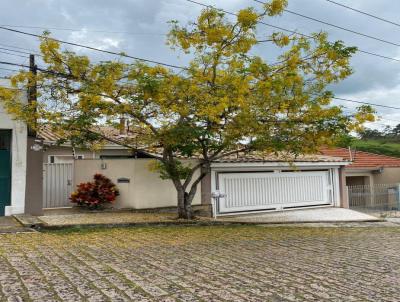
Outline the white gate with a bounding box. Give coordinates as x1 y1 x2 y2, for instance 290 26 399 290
217 171 332 214
43 163 74 208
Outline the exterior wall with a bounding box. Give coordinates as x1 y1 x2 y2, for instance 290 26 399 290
0 86 27 215
73 159 201 209
372 167 400 184
43 146 133 163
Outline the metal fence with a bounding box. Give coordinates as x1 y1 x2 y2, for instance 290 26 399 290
348 183 400 214
43 163 74 208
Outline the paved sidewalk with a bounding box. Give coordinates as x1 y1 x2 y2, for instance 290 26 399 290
25 207 382 230
0 216 35 233
35 212 211 228
219 207 381 224
0 225 399 301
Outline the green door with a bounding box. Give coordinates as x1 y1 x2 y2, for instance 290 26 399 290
0 130 11 216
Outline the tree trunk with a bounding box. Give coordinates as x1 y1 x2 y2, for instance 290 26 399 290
177 191 194 219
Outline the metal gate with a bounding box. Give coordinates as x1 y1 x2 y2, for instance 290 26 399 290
43 163 74 208
217 171 332 214
348 184 400 212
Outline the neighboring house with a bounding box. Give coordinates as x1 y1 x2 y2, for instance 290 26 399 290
38 124 139 164
0 79 27 216
320 147 400 187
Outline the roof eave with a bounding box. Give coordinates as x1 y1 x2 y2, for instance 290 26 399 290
211 161 350 168
43 140 130 150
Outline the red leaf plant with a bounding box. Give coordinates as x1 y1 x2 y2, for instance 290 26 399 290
70 173 120 210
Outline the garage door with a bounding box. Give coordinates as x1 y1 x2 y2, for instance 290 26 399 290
217 171 332 214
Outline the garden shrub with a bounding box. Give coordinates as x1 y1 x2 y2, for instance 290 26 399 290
70 173 119 209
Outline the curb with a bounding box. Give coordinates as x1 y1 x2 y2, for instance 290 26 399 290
36 220 234 231
34 218 386 231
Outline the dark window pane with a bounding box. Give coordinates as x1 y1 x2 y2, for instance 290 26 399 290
0 130 11 151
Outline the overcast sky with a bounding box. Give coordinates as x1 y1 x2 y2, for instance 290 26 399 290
1 0 399 129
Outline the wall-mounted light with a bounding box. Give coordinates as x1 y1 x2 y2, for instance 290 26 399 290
372 167 384 174
30 143 43 151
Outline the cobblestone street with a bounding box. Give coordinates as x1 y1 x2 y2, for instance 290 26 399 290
0 225 399 301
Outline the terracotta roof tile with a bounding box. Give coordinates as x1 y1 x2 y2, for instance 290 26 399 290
38 124 141 144
320 147 400 169
214 151 346 163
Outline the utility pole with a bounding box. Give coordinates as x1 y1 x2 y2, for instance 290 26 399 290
28 54 37 137
25 53 43 216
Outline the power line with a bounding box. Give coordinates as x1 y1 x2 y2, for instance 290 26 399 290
0 24 167 36
0 61 29 69
186 0 400 63
0 42 41 53
3 60 397 126
0 66 21 72
187 0 310 35
324 0 400 28
0 46 43 57
1 59 400 126
0 26 187 70
0 24 273 45
342 107 400 125
356 49 400 63
331 96 400 110
2 57 400 112
254 0 400 48
0 50 28 58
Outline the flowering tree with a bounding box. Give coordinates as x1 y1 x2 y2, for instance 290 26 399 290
0 0 374 218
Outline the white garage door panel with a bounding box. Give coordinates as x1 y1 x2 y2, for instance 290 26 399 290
218 171 331 213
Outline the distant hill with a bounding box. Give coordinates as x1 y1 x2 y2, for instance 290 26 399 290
350 139 400 158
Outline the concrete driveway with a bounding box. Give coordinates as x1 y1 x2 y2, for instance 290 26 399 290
219 207 381 224
0 225 399 301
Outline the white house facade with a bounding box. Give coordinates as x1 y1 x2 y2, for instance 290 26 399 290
0 80 28 216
